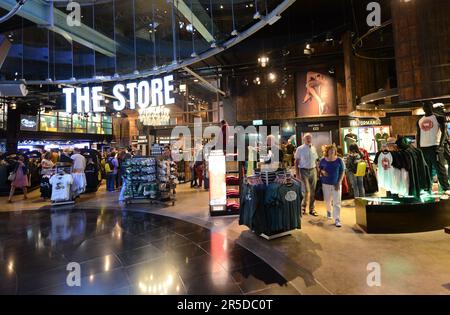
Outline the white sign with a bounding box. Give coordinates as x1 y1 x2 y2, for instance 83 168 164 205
63 75 175 114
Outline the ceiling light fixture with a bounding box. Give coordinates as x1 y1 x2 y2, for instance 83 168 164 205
258 56 269 67
304 42 314 55
268 72 276 82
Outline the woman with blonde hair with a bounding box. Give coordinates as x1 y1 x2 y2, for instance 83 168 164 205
319 144 345 227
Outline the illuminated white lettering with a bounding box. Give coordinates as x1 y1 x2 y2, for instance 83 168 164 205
113 84 126 111
137 80 150 109
63 88 75 113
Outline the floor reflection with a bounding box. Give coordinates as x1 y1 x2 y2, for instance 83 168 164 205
0 208 297 295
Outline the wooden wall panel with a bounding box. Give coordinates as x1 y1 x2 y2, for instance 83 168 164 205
391 115 417 137
392 0 450 102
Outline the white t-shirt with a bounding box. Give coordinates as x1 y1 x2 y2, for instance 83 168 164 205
71 153 86 171
295 144 318 169
50 174 73 202
419 115 442 147
377 152 394 192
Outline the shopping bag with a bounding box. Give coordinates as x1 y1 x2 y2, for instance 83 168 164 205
355 162 367 177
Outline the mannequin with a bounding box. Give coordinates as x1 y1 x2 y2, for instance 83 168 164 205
417 101 450 194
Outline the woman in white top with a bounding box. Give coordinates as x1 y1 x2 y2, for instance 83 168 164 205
41 152 55 176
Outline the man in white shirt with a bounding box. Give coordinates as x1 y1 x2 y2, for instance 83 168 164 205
71 148 86 173
295 133 319 216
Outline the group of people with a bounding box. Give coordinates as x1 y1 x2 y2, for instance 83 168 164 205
295 133 367 228
7 147 88 203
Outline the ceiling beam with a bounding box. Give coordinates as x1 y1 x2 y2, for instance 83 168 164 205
183 66 226 96
0 0 117 57
174 0 214 44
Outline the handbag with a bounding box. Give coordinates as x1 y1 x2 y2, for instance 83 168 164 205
363 169 379 194
314 178 324 201
8 172 16 182
355 162 367 177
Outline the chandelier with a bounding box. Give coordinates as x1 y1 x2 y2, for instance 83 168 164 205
139 106 170 126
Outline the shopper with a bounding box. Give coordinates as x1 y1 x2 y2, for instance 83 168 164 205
286 141 295 167
71 148 86 173
346 144 366 198
40 152 55 175
319 144 345 227
8 155 29 203
105 153 118 192
59 148 73 164
295 133 319 216
219 120 230 153
194 145 204 188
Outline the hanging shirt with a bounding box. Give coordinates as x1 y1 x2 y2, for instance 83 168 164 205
359 129 375 153
344 133 358 151
376 152 395 192
295 144 318 169
50 174 73 202
419 115 442 147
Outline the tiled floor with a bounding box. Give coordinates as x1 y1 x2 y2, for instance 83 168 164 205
0 208 297 295
1 183 450 295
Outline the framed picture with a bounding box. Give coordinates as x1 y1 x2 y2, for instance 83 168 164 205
296 71 337 118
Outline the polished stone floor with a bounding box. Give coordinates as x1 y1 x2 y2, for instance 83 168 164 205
1 184 449 295
0 208 296 295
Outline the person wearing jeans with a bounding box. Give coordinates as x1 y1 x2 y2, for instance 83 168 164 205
295 133 319 216
346 144 366 198
319 144 345 227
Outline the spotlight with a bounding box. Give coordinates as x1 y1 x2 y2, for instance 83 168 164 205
304 42 314 55
258 56 269 67
253 11 261 19
253 77 261 85
231 29 238 36
325 32 333 42
10 102 17 110
190 52 198 58
220 5 224 9
105 99 110 104
268 72 276 82
186 24 193 33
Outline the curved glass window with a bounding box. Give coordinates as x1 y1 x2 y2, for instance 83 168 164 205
0 0 289 83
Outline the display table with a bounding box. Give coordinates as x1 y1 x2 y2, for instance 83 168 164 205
355 197 450 234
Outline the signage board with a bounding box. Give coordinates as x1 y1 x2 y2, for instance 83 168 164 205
252 120 263 126
63 75 175 114
20 115 38 131
208 150 227 208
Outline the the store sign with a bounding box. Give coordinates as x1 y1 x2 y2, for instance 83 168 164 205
63 75 175 114
20 115 38 131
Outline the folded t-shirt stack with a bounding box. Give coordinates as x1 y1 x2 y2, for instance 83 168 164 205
226 175 239 185
226 201 240 211
226 188 240 198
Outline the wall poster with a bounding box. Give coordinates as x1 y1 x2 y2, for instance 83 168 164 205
296 71 337 118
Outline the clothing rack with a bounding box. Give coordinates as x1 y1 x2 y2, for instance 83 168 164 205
240 168 301 240
51 163 76 207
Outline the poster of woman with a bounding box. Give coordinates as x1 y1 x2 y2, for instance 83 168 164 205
296 71 337 117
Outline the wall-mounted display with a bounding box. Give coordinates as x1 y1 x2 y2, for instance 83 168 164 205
296 71 337 118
